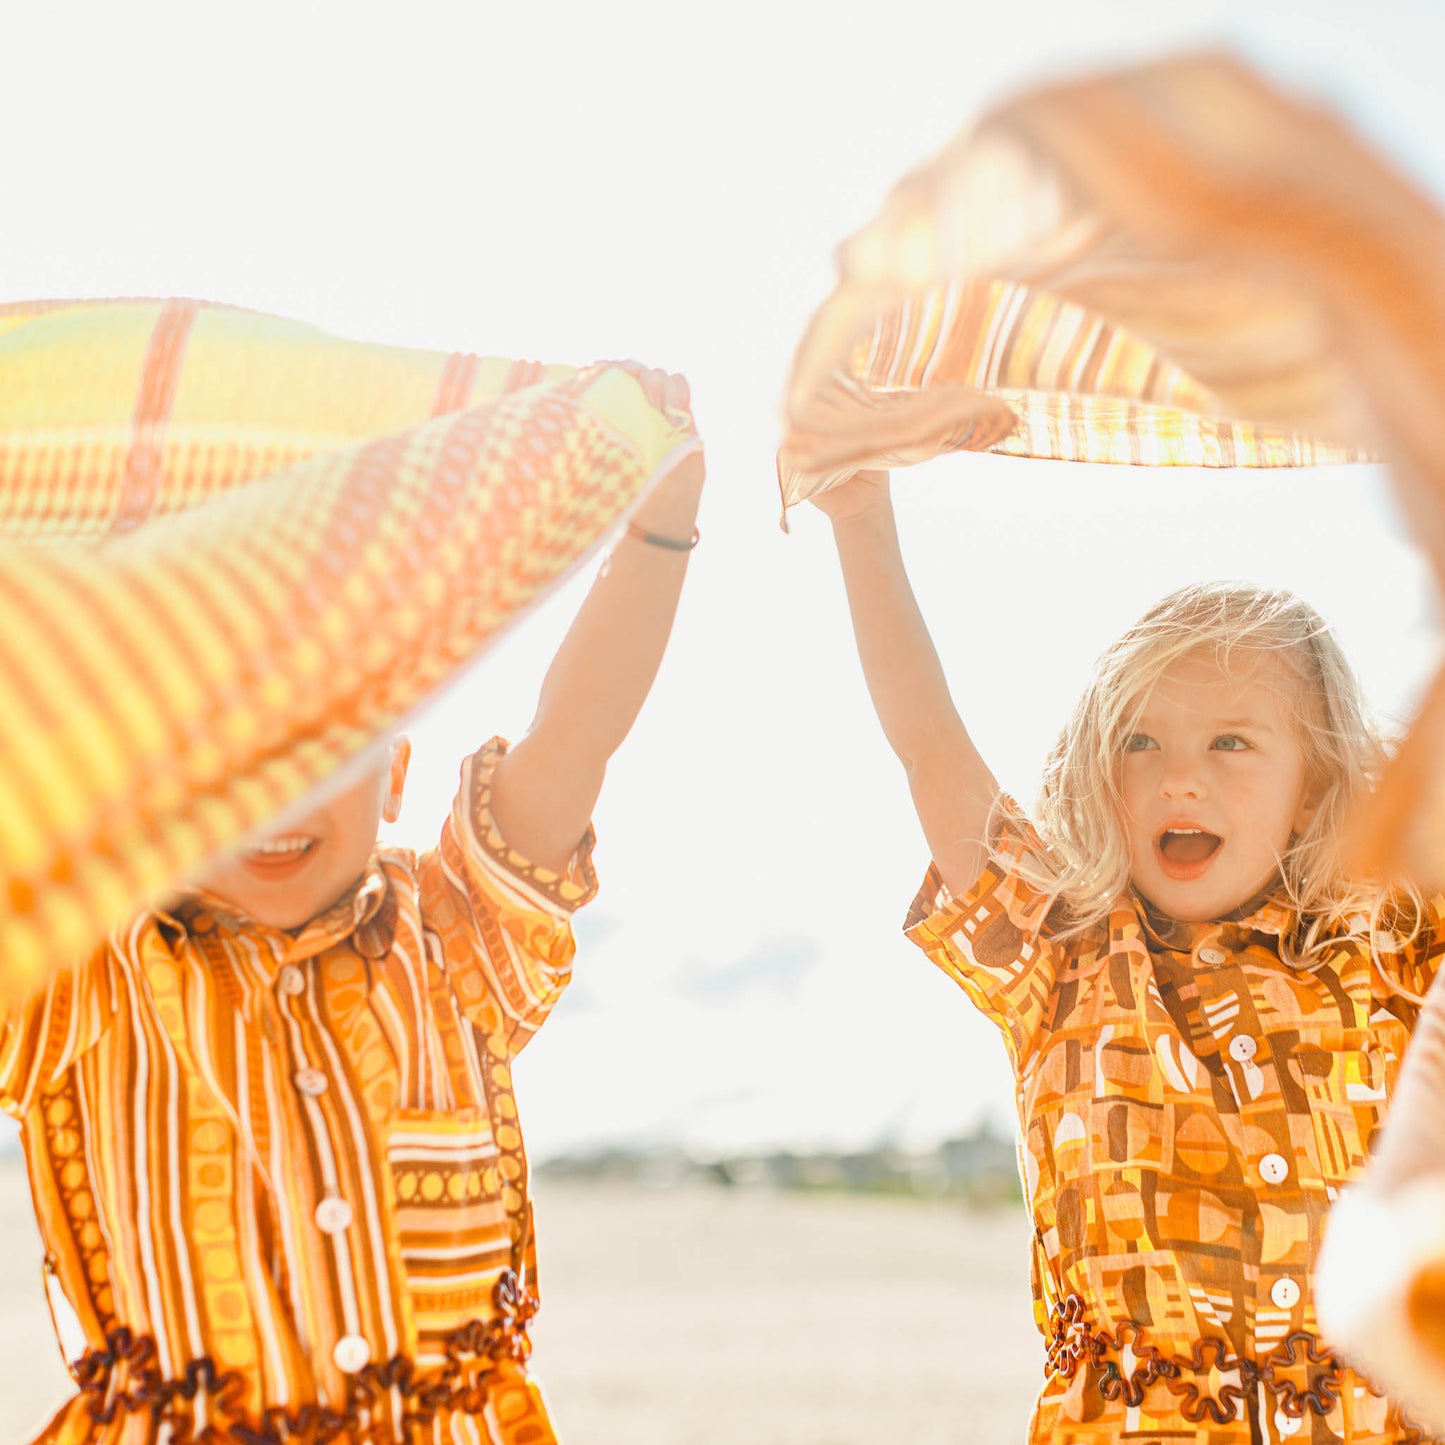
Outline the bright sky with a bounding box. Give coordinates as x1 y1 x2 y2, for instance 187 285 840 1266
2 0 1442 1160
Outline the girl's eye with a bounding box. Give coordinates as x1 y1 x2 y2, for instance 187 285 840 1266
1123 734 1157 753
1213 734 1249 752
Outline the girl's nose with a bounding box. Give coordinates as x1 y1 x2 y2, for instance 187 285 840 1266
1158 756 1205 800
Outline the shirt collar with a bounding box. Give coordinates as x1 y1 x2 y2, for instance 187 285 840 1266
164 859 394 968
1132 887 1296 953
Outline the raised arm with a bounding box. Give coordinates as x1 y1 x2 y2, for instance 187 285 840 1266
488 367 703 871
817 471 998 895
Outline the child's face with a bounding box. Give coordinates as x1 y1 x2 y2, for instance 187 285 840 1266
196 741 409 931
1118 651 1317 924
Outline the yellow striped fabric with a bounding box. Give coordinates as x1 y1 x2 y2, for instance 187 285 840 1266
776 57 1392 512
0 298 700 989
14 740 592 1444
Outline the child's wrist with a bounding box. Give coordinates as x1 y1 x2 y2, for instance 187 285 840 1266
624 520 699 552
828 495 895 532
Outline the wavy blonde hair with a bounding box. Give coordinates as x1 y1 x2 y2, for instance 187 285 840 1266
1000 581 1415 965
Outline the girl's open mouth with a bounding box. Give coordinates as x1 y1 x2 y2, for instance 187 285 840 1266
1156 827 1222 879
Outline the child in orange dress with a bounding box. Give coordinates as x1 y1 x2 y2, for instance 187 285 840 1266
818 468 1443 1444
7 367 702 1445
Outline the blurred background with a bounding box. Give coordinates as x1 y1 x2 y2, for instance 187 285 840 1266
0 0 1442 1438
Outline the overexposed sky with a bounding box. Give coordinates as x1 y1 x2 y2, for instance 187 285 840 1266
2 0 1442 1159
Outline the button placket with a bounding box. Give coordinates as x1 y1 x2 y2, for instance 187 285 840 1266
332 1334 371 1374
1258 1153 1290 1185
1197 947 1302 1205
314 1196 354 1234
1270 1276 1301 1310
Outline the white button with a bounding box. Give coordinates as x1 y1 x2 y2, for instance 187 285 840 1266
294 1068 328 1097
278 965 306 996
332 1334 371 1374
1271 1276 1301 1309
1347 914 1368 932
1275 1409 1302 1436
314 1197 354 1234
1198 946 1227 966
1259 1153 1290 1185
1228 1035 1257 1062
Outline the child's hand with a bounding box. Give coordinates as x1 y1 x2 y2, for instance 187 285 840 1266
614 360 694 426
809 469 891 522
614 360 705 508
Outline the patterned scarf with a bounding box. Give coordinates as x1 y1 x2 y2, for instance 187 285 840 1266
0 297 700 986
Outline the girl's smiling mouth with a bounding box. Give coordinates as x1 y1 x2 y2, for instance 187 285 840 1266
240 835 320 881
1156 826 1223 879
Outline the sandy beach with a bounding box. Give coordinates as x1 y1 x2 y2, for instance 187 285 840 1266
0 1155 1039 1443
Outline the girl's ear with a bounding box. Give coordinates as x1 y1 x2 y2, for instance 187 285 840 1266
383 736 412 824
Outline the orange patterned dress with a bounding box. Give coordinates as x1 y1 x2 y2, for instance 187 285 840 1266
3 739 593 1445
906 801 1444 1444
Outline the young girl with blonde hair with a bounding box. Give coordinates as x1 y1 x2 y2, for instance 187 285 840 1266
818 468 1442 1444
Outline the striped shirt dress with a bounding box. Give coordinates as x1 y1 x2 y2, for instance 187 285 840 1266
3 739 594 1445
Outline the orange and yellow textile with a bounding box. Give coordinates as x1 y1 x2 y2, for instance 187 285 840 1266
10 738 590 1445
0 297 699 990
776 55 1396 510
777 53 1445 889
906 800 1445 1444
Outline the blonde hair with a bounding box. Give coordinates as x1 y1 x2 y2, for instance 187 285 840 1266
1001 581 1416 965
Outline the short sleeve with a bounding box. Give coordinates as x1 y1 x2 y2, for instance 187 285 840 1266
1381 895 1445 1003
903 796 1063 1074
423 737 598 1054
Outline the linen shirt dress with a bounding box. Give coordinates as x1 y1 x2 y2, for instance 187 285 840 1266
906 801 1443 1444
3 740 593 1445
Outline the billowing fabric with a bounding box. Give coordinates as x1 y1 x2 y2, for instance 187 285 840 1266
906 800 1444 1444
775 55 1397 512
0 298 699 989
10 738 592 1445
776 53 1445 888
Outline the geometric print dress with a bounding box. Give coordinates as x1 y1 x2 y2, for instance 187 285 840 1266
906 801 1445 1445
1 739 593 1445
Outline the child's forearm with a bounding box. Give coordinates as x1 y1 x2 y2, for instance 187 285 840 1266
829 491 997 892
488 457 704 871
831 501 962 767
539 459 704 754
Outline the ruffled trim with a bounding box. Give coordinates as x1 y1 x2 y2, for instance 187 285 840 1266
67 1271 542 1444
1045 1293 1442 1439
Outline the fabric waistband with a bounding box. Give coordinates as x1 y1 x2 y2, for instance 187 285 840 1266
1045 1292 1437 1440
71 1270 537 1443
